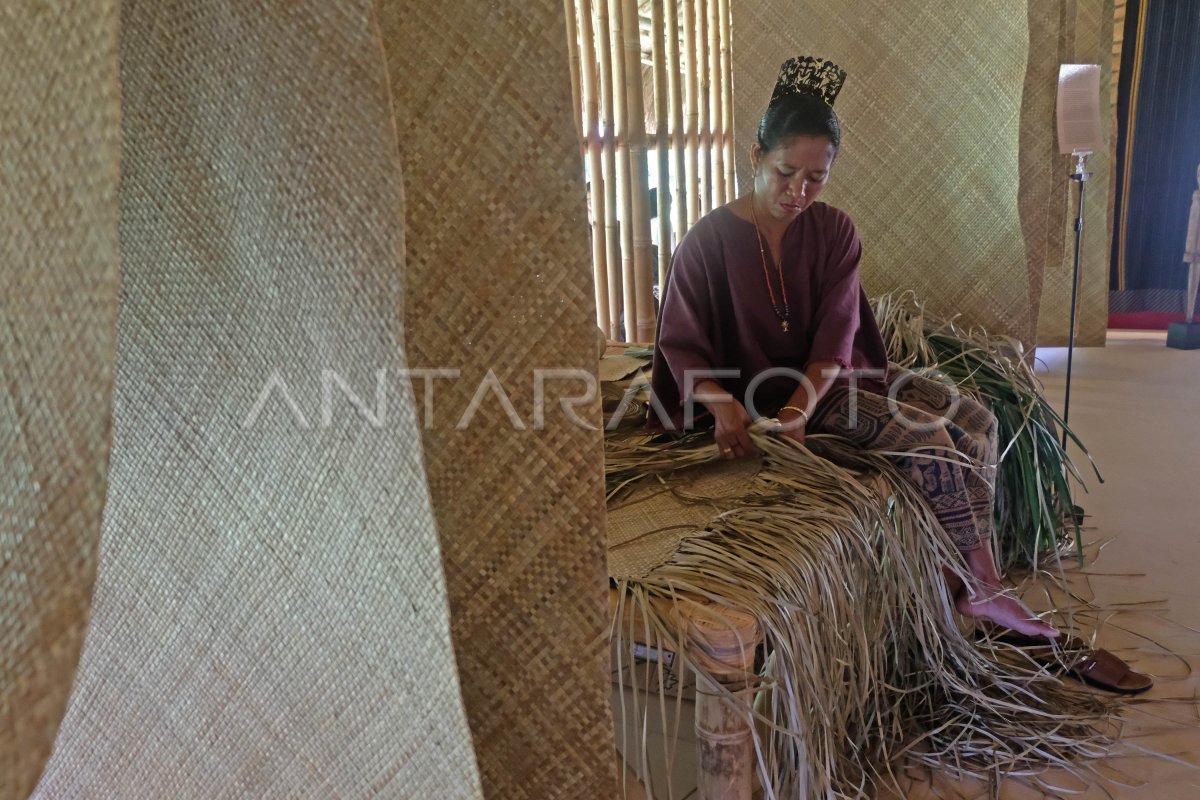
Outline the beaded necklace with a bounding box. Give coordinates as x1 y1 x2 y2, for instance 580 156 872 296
750 189 790 332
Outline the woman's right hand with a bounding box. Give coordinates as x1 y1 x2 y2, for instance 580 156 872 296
712 400 760 460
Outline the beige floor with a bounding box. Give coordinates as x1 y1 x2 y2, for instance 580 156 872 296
614 329 1200 799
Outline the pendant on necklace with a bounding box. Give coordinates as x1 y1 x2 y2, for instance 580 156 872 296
781 320 789 332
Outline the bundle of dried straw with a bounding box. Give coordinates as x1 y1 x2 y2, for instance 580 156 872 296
604 318 1117 796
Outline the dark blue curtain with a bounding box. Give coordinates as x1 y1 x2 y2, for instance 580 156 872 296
1110 0 1200 314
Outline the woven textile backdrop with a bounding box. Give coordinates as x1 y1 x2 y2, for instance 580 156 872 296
0 2 121 796
1019 0 1071 346
28 2 484 797
377 3 618 798
732 1 1035 342
731 1 1114 346
1036 0 1114 346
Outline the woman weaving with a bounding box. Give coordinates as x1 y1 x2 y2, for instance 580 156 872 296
649 56 1057 640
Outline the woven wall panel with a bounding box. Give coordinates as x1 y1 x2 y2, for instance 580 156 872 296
0 2 121 796
31 3 483 797
732 1 1035 343
377 3 617 798
1018 1 1070 346
1036 0 1114 347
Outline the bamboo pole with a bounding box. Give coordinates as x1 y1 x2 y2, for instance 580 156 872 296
695 0 710 217
681 0 699 230
666 0 686 245
607 0 637 342
650 0 671 293
564 0 583 147
619 0 656 342
577 0 611 338
707 0 725 207
594 0 624 339
718 0 735 201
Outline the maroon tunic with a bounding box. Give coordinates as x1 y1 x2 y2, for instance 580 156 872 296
650 202 889 430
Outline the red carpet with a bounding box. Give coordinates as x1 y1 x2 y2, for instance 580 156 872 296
1108 311 1189 330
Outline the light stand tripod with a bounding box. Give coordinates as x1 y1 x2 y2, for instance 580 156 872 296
1061 152 1091 450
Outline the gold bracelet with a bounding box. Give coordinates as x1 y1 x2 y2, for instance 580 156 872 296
781 405 808 423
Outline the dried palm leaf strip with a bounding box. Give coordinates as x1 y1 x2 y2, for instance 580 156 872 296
607 428 1118 798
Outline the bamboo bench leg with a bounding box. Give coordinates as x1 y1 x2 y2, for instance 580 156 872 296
688 607 760 800
695 671 753 800
609 587 762 799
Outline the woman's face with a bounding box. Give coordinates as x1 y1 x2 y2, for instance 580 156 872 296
751 135 836 222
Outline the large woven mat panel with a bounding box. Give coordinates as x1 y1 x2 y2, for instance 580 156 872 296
732 2 1036 344
0 2 121 796
31 3 483 797
1018 1 1071 346
377 3 617 798
1035 0 1114 347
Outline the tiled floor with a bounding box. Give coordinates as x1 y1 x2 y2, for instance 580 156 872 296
614 330 1200 798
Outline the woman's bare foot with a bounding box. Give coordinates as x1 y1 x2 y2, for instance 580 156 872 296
943 548 1060 640
953 583 1059 639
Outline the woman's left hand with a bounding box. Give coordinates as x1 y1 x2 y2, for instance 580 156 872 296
777 424 806 446
776 409 807 445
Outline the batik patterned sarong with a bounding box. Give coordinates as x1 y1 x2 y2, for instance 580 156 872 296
810 366 998 552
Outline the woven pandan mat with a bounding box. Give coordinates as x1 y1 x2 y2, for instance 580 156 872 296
0 2 121 796
1017 0 1070 349
731 0 1037 345
27 3 483 798
606 428 1119 798
1034 0 1114 348
377 2 617 798
607 457 762 580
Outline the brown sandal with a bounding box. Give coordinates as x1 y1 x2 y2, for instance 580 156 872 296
977 629 1154 695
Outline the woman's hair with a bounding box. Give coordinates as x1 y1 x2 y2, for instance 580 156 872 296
756 92 841 153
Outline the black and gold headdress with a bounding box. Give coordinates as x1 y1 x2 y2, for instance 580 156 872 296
768 56 847 108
